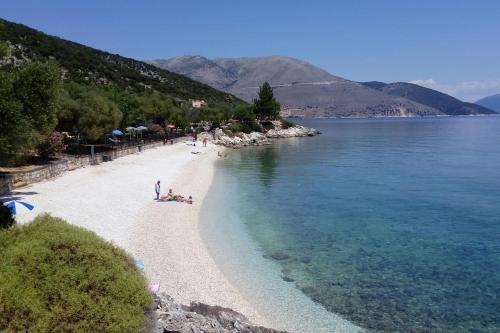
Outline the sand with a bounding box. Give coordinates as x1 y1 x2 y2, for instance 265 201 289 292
12 142 266 326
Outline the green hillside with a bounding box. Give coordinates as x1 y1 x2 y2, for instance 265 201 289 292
0 18 241 104
0 18 247 165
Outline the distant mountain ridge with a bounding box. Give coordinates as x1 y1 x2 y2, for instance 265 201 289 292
475 94 500 113
362 81 496 116
150 55 496 117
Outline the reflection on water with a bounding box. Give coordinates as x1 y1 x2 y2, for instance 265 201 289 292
219 117 500 333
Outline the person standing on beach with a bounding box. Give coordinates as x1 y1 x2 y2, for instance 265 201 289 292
155 180 161 200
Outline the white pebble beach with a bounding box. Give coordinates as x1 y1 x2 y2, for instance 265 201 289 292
14 142 267 326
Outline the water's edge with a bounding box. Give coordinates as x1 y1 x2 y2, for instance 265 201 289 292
199 157 363 333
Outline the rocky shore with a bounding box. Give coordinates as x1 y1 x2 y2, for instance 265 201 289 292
152 293 286 333
199 122 320 148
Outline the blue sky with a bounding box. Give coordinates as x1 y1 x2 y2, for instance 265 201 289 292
2 0 500 101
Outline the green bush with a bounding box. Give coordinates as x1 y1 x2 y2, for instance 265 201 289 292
0 204 15 229
281 118 295 129
227 121 261 134
249 120 262 132
0 214 152 332
260 121 275 130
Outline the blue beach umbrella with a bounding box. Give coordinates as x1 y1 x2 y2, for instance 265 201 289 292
112 129 123 136
2 200 34 215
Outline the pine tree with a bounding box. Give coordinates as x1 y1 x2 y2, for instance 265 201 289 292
253 82 281 120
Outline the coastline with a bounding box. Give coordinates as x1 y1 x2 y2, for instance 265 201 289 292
9 135 360 332
130 144 268 326
199 149 364 333
10 142 267 327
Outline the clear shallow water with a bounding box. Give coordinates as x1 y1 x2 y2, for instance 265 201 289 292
203 117 500 332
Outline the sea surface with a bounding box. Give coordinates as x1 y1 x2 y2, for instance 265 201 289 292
201 116 500 333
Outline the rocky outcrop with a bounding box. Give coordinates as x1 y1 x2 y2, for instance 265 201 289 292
212 129 269 147
206 123 319 148
265 125 320 138
153 293 286 333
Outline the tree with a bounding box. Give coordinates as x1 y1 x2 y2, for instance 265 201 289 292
0 41 10 58
0 61 61 165
14 61 61 137
77 92 122 142
253 82 281 120
233 105 256 123
0 69 27 165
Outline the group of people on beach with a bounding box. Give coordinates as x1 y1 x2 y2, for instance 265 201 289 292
154 181 192 204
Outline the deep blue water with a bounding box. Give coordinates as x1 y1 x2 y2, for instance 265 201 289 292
213 117 500 332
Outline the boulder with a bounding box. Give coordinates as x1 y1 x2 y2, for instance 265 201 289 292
153 293 287 333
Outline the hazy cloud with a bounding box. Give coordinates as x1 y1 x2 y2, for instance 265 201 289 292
408 79 500 102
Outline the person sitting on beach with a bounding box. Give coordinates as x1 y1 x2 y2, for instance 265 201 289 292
160 189 175 201
186 196 193 204
174 194 189 202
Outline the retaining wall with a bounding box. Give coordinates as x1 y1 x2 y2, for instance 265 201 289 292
0 138 185 194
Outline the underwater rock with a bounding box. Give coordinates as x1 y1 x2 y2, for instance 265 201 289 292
299 256 312 264
268 252 290 261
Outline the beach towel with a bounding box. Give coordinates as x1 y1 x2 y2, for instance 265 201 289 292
149 283 160 294
134 258 145 272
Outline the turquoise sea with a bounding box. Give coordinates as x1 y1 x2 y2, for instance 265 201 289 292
201 116 500 333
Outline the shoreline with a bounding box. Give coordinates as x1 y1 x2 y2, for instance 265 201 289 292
130 144 269 326
199 150 364 333
8 137 361 332
9 142 268 328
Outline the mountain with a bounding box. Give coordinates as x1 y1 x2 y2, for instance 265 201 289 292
0 18 241 105
475 94 500 113
362 82 497 115
151 55 444 117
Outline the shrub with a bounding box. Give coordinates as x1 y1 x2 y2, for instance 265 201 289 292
38 131 66 160
64 142 81 155
249 120 262 133
281 118 295 129
0 204 15 229
227 122 243 133
260 121 275 131
233 105 255 123
0 214 152 332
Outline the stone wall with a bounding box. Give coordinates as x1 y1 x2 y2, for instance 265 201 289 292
0 176 11 195
1 160 69 191
0 138 185 194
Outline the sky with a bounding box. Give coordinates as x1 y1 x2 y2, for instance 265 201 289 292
2 0 500 101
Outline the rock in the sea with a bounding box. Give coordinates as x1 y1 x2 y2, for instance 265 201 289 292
265 124 320 138
153 293 287 333
210 122 319 148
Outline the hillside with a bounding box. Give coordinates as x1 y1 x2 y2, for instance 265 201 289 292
0 19 241 105
362 81 497 115
475 94 500 113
